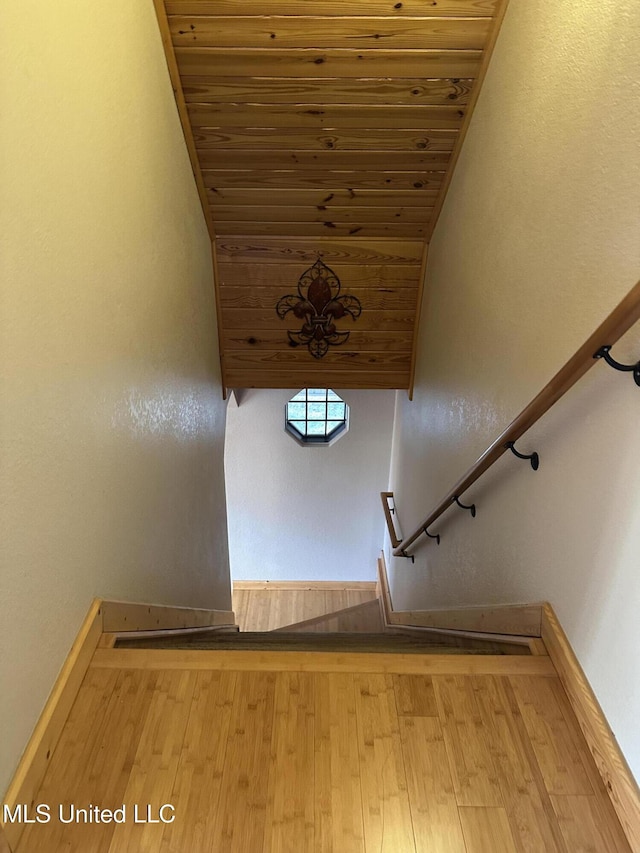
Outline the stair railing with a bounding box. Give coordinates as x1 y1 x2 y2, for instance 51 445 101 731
389 278 640 559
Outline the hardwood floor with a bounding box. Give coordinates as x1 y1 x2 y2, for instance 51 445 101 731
16 651 630 852
232 583 378 631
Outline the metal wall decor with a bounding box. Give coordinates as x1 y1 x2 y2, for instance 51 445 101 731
275 258 362 359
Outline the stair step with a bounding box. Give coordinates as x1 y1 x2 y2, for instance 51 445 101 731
115 631 530 654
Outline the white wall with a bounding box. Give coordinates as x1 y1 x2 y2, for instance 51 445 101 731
387 0 640 780
0 0 231 795
226 389 395 581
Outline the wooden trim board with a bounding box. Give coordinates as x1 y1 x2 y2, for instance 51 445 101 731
542 604 640 852
377 552 542 636
91 647 555 675
100 599 236 632
1 599 103 850
233 580 378 591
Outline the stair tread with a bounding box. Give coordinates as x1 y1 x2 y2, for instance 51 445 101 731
115 631 530 654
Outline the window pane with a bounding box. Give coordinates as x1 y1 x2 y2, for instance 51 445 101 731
287 402 306 419
291 389 307 402
327 402 345 419
326 421 343 437
327 389 341 401
307 402 326 420
290 420 307 435
307 421 325 435
307 388 327 401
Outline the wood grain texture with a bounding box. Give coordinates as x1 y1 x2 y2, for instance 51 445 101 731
541 603 640 851
354 674 415 851
90 649 557 674
459 807 517 852
400 715 466 851
108 670 196 853
175 47 483 78
550 794 632 853
221 328 414 352
215 236 424 263
390 604 542 637
211 672 277 851
169 16 491 50
184 76 472 105
199 149 451 170
233 585 377 631
474 676 569 852
218 262 421 286
314 673 365 852
157 0 508 388
215 221 429 237
198 128 458 152
213 204 432 223
166 0 500 17
160 671 237 851
190 102 465 129
434 675 503 807
265 673 315 851
19 659 628 852
510 675 596 797
101 600 235 632
2 599 103 852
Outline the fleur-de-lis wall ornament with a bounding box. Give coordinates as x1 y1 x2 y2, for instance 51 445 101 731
275 258 362 359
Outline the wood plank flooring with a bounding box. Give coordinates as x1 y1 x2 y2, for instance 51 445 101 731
232 584 378 631
17 656 630 852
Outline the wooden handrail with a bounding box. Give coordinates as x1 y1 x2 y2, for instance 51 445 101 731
380 491 402 549
393 279 640 556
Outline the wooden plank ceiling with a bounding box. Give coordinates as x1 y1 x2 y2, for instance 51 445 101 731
156 0 507 391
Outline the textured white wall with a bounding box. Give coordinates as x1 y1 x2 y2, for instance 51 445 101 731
0 1 231 794
387 0 640 779
226 389 395 581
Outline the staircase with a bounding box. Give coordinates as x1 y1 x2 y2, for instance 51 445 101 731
11 588 632 853
114 595 531 656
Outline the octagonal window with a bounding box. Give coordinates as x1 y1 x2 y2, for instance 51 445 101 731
285 388 349 446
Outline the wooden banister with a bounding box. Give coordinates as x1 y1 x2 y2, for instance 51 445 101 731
380 491 402 549
393 278 640 557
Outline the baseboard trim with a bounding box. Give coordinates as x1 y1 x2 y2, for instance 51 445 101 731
541 604 640 852
233 580 378 591
1 599 103 850
101 599 236 632
377 553 542 636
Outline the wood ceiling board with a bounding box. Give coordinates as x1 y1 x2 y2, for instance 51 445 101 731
214 238 424 264
225 351 412 369
197 150 451 170
214 222 429 237
223 369 410 390
187 103 465 129
158 0 507 391
174 48 483 78
220 308 417 331
221 330 414 352
196 129 458 151
213 206 432 223
169 17 491 50
208 188 440 207
220 286 419 311
217 263 422 287
204 172 443 191
166 1 499 17
182 78 473 106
